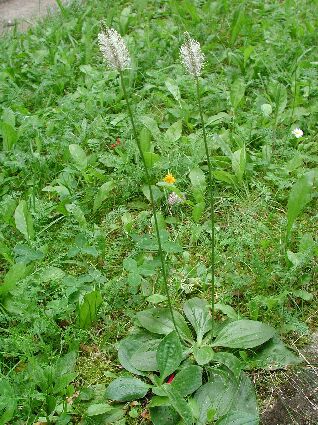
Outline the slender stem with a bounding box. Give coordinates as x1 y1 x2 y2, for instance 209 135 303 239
195 77 215 337
119 71 180 338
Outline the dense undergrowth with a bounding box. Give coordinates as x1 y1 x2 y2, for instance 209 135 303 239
0 0 317 423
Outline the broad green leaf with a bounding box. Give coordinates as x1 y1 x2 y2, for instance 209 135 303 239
292 289 313 301
163 385 193 425
147 294 167 304
136 308 193 341
189 167 206 190
194 369 237 423
118 331 158 376
193 345 214 366
224 373 259 421
143 152 161 168
55 351 77 375
165 120 182 143
232 146 246 183
78 290 102 329
131 338 161 372
287 171 316 239
206 112 231 127
0 379 16 424
183 297 212 343
246 336 301 370
93 181 114 212
139 127 152 152
214 303 241 320
142 185 163 203
0 263 27 296
230 78 246 110
213 352 243 380
14 200 34 240
216 411 259 425
230 6 245 45
65 203 87 227
150 405 180 425
0 122 19 151
148 396 170 408
171 365 202 397
69 144 87 170
192 202 205 223
268 81 287 115
213 170 236 185
105 377 149 402
0 240 13 264
165 78 181 103
53 372 77 394
157 331 182 382
140 115 161 139
86 403 113 416
212 320 275 349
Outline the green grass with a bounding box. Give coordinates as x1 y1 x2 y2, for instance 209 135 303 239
0 0 317 423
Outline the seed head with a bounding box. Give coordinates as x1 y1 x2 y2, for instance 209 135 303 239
180 32 205 77
98 26 131 71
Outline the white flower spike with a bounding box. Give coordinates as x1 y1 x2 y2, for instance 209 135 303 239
180 32 205 77
168 192 185 206
292 128 304 138
98 26 131 71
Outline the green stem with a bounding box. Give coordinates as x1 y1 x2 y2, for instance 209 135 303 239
119 71 180 338
195 77 215 337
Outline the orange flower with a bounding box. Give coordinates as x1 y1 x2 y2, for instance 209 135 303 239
163 172 176 184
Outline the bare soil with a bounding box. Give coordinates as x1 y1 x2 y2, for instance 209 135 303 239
0 0 63 32
261 332 318 424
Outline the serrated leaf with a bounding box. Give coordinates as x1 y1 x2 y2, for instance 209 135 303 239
14 200 34 241
105 377 149 402
183 297 212 343
157 331 182 382
212 320 275 349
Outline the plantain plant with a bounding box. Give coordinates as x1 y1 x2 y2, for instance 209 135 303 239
97 28 301 425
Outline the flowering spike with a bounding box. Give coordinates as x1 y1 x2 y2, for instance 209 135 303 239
98 26 131 71
180 32 205 77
